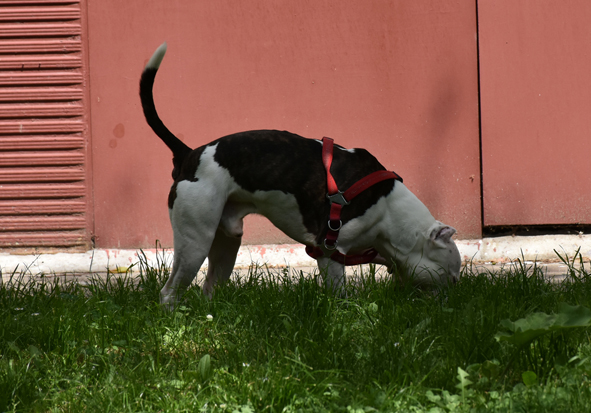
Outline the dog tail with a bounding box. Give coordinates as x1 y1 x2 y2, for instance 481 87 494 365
140 42 192 161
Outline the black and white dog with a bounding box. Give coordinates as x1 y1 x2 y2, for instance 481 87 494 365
140 43 461 306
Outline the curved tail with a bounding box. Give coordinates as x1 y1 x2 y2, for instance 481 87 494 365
139 42 192 161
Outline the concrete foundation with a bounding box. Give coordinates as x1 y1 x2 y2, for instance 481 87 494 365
1 234 591 283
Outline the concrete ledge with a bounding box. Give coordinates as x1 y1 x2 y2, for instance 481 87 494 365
1 234 590 279
459 234 591 263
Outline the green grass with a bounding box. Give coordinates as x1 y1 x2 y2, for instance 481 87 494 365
2 251 591 412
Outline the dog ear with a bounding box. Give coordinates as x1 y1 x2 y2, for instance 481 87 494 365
429 222 456 248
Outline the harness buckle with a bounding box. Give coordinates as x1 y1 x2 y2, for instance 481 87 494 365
327 191 350 206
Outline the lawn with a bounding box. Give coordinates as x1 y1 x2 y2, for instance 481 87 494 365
2 250 591 412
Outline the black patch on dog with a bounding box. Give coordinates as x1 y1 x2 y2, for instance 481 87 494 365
210 130 396 243
168 182 178 210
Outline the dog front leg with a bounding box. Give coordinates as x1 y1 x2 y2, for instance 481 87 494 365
316 257 346 296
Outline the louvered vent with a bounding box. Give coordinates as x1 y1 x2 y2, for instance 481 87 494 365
0 0 89 250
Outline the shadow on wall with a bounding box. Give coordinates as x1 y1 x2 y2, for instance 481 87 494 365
421 74 462 215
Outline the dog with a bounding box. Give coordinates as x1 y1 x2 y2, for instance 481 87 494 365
140 43 461 307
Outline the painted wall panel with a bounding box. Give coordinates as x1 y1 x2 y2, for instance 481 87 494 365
87 0 481 248
479 0 591 226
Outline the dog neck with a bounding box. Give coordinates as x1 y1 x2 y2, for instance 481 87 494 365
375 181 436 257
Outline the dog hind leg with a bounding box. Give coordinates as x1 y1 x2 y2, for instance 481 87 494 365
161 253 204 308
202 201 252 297
202 228 242 298
160 182 227 308
160 231 213 308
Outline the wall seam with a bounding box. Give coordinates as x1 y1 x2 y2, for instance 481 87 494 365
475 0 485 236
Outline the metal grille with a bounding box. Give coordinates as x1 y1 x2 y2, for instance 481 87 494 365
0 0 88 250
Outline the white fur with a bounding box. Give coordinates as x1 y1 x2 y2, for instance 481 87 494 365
146 42 168 70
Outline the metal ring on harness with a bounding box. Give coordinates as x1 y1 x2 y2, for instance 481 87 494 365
327 219 342 231
324 239 338 250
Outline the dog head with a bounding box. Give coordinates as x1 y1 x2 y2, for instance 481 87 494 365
398 221 461 286
374 183 461 287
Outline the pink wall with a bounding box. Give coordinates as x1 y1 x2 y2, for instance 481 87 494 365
87 0 481 248
479 0 591 226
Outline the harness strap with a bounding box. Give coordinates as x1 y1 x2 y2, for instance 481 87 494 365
322 137 339 194
305 137 403 266
305 244 380 266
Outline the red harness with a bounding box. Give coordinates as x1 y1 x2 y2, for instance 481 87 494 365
305 137 403 265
